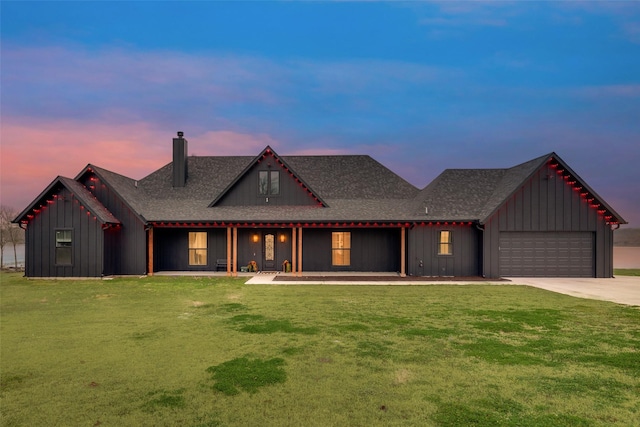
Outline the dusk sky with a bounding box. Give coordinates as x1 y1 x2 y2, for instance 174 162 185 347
1 1 639 226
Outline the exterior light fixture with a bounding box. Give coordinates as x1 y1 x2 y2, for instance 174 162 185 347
252 234 259 243
280 234 286 243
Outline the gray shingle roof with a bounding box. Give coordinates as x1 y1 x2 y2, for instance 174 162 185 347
129 154 419 222
62 149 624 226
410 153 550 222
59 177 121 224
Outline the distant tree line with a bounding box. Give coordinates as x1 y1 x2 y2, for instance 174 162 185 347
613 227 640 247
0 206 25 269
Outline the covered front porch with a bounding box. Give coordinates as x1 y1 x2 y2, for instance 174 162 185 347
147 222 409 277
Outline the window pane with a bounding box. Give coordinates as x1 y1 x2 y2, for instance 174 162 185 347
189 232 207 248
270 171 280 195
55 230 72 265
56 230 72 245
265 234 275 261
189 232 207 266
189 249 207 266
259 171 269 195
438 231 452 255
332 232 351 266
56 248 72 265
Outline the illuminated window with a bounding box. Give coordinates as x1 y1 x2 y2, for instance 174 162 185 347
438 230 452 255
189 232 207 266
332 232 351 266
259 171 280 195
55 229 72 265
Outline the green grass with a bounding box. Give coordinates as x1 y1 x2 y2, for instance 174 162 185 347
614 268 640 276
1 273 639 426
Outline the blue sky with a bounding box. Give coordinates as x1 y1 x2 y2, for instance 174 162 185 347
1 1 639 226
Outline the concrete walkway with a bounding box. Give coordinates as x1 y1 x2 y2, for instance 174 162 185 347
245 272 640 306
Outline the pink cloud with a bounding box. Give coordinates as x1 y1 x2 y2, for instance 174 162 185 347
0 118 284 212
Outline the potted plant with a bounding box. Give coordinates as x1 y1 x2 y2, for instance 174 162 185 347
248 260 258 272
282 259 291 273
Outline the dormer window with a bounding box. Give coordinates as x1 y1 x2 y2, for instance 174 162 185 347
259 171 280 195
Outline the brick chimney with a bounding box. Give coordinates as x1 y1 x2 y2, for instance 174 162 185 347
172 131 188 187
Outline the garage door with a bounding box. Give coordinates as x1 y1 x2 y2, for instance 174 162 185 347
499 232 594 277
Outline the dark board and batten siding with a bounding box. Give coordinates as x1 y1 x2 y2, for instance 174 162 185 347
483 164 614 278
154 228 227 271
24 187 104 277
302 228 400 272
80 174 147 275
407 224 480 277
216 163 317 207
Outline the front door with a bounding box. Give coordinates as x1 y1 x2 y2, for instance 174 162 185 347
263 233 276 271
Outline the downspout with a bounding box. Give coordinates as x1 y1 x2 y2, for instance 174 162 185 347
475 222 485 278
18 222 27 277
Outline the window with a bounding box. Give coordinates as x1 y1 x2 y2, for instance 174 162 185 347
438 230 453 255
189 232 207 266
332 232 351 266
55 229 72 265
259 171 280 195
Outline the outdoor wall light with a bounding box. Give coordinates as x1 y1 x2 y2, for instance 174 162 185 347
280 234 286 243
252 234 259 243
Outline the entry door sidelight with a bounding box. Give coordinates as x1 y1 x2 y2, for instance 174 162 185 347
263 233 276 270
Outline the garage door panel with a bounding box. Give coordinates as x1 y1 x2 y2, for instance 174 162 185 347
499 232 593 277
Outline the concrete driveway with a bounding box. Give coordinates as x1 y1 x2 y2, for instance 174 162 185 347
508 276 640 306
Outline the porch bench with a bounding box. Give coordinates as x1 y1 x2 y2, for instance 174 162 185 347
216 259 228 271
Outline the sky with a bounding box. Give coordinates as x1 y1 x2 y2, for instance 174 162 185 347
1 1 639 226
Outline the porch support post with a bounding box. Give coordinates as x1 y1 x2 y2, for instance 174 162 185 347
297 227 303 277
147 226 154 276
291 227 297 274
400 226 406 277
232 227 238 277
226 227 232 276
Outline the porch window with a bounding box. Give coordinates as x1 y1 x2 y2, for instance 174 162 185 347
332 232 351 266
55 229 73 265
189 232 207 266
438 230 453 255
259 171 280 195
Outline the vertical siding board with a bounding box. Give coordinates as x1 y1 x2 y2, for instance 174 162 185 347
514 189 523 230
555 173 564 231
523 179 532 231
217 165 315 207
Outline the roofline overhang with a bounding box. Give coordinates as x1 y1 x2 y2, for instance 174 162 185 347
12 175 121 226
146 220 478 228
75 164 148 224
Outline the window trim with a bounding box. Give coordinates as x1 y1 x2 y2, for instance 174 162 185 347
188 231 208 266
438 230 453 256
55 228 73 266
331 231 351 267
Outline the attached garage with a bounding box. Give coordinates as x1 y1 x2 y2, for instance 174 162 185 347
499 231 594 277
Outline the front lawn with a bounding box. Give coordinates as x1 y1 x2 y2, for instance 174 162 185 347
1 273 639 426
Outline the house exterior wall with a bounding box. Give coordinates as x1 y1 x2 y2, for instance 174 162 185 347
24 187 104 277
482 164 614 278
407 223 480 277
80 173 147 275
154 228 227 271
302 228 400 272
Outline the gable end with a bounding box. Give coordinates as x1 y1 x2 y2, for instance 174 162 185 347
209 146 327 207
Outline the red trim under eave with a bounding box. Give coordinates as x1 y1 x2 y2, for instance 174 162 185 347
148 221 476 228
